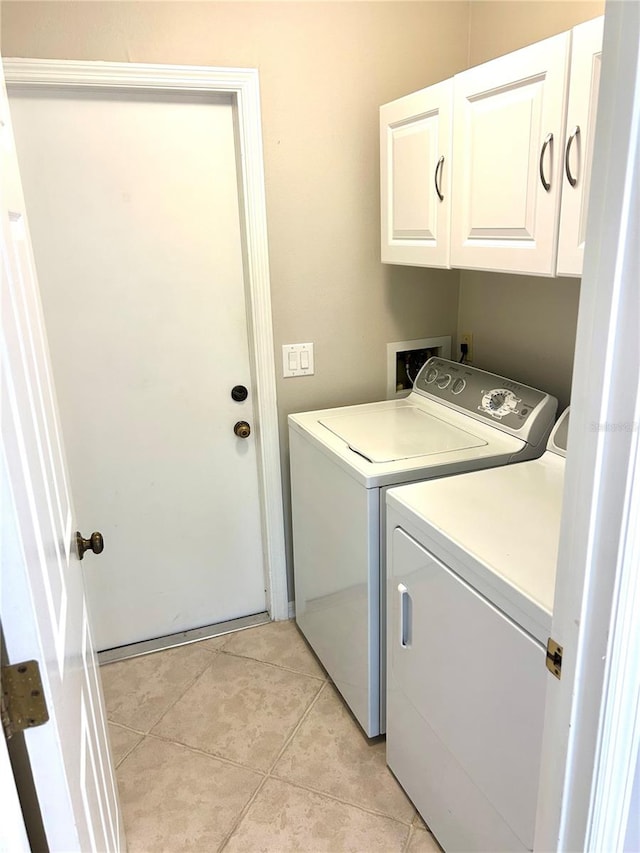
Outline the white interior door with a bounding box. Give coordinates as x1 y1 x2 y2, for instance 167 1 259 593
0 63 123 851
8 86 268 650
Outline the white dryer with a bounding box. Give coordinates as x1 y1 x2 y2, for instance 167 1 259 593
289 357 557 736
385 408 570 852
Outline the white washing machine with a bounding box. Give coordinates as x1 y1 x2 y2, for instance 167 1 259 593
385 408 569 852
289 357 557 736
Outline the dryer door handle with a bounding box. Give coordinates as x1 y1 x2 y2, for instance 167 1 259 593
398 583 411 648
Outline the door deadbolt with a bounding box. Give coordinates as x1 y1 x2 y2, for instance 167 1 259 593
76 531 104 560
234 421 251 439
231 385 248 402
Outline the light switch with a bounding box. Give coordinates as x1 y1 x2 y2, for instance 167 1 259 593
282 343 314 377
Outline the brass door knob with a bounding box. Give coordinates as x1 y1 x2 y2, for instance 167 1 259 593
76 531 104 560
234 421 251 438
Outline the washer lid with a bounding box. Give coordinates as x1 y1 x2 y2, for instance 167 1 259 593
318 406 488 463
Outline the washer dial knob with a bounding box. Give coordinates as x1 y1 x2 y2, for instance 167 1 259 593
481 388 520 419
424 367 438 384
436 373 451 390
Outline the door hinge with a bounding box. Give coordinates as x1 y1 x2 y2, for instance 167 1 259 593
546 638 563 679
1 660 49 740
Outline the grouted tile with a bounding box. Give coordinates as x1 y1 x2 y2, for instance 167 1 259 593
101 643 214 731
273 684 414 823
223 777 409 852
117 737 262 852
152 652 322 771
406 826 443 852
108 722 143 767
221 619 327 679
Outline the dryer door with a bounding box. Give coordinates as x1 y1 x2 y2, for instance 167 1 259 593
387 526 546 852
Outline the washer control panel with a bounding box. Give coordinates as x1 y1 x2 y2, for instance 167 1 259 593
414 357 554 437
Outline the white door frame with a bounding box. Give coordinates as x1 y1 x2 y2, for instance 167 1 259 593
3 58 289 623
535 1 640 849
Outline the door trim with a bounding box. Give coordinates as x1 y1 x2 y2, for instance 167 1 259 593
2 58 288 621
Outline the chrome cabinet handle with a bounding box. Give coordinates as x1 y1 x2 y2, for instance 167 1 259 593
398 583 411 648
539 132 553 192
565 125 580 187
434 156 445 201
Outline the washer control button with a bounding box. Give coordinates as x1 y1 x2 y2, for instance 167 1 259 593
436 373 451 389
424 367 438 384
451 378 466 395
480 388 520 419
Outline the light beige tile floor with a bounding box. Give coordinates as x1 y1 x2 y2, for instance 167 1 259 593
102 619 442 853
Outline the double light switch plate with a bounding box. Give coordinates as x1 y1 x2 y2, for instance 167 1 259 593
282 343 315 377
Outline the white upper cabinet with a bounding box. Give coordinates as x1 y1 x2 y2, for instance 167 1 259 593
450 32 571 276
380 79 453 268
379 17 604 278
556 16 604 277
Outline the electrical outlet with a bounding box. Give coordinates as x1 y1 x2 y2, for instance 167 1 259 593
460 332 473 363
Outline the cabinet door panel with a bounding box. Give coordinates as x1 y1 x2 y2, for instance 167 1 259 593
380 79 452 268
391 121 437 235
451 33 570 275
557 16 604 277
469 88 541 234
